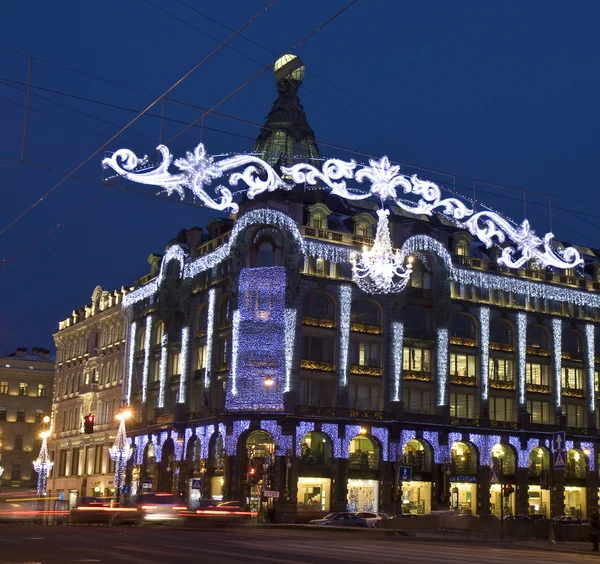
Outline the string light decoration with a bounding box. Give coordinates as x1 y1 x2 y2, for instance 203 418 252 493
230 310 240 395
321 423 342 458
392 321 404 402
157 245 188 285
436 328 449 406
225 420 250 456
284 309 297 393
343 425 362 459
350 208 413 294
295 421 315 456
517 312 527 406
178 326 190 404
126 320 137 405
399 430 417 458
261 420 292 456
339 285 352 387
469 434 500 466
155 432 168 463
585 324 595 412
371 427 389 461
141 315 153 404
205 289 216 391
552 318 562 408
134 435 149 466
225 267 286 411
183 427 193 460
158 333 168 408
580 441 595 472
109 411 133 495
422 430 448 464
479 308 490 401
32 429 53 496
399 235 453 272
508 437 538 468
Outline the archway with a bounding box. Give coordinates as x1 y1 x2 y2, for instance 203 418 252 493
185 434 204 508
245 431 275 517
450 442 477 515
208 434 225 500
490 444 516 517
298 432 332 513
565 449 587 518
402 440 433 514
347 434 380 512
141 441 156 492
528 447 550 518
157 438 174 493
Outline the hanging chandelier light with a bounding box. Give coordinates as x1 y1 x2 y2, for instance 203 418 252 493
350 208 413 294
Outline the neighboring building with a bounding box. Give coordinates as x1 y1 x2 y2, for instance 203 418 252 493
47 286 128 506
0 347 54 491
92 55 600 522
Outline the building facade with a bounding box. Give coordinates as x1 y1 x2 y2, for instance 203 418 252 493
47 286 128 505
0 348 53 491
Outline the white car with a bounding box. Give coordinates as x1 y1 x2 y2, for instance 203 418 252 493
355 511 389 528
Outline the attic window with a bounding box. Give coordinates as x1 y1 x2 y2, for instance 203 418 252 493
355 222 369 238
311 214 323 229
456 240 468 257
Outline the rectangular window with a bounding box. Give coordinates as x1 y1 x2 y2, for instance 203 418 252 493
303 336 334 363
528 400 550 424
349 384 380 411
449 354 477 378
11 464 21 482
0 381 8 394
85 446 93 475
565 404 584 427
403 347 432 372
19 383 27 396
37 384 46 397
490 397 515 421
108 456 115 475
58 450 68 477
172 352 180 376
35 409 44 423
405 388 432 414
104 401 109 425
299 380 333 407
489 358 514 382
449 392 477 418
71 449 80 476
14 434 23 450
350 341 380 367
94 446 103 475
196 345 207 371
526 363 550 387
561 367 584 391
62 411 67 432
0 407 6 421
217 338 230 367
16 410 25 422
73 408 79 430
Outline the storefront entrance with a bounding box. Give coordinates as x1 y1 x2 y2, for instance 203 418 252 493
401 481 431 514
490 484 514 518
528 485 549 518
450 482 477 515
347 479 378 512
564 487 586 518
297 477 330 512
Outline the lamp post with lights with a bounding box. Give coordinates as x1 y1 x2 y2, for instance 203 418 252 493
33 416 53 497
109 409 133 503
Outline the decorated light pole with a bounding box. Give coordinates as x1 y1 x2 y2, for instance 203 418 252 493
33 416 53 497
109 409 133 503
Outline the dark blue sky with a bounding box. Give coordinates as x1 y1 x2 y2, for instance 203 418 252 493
1 1 599 354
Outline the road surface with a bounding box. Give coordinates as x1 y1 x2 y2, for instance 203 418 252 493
0 525 597 563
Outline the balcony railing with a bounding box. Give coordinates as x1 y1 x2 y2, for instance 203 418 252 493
526 346 550 357
450 336 477 347
490 379 515 391
350 322 383 335
562 388 584 398
349 365 382 377
527 383 551 394
561 351 583 361
301 225 373 247
489 342 515 352
450 375 477 386
403 371 433 382
300 360 335 372
303 316 336 329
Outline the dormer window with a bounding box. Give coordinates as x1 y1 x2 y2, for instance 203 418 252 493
457 240 468 257
311 215 323 229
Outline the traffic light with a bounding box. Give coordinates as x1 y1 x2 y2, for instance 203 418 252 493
84 413 95 434
247 466 258 485
503 483 514 497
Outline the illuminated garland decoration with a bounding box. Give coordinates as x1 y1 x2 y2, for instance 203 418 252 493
517 312 527 406
399 430 417 459
350 208 412 294
157 245 188 285
479 307 490 401
436 328 449 406
423 430 448 464
134 435 149 466
321 423 342 458
141 315 153 404
225 267 286 411
126 320 137 405
343 425 362 459
339 285 352 387
295 421 315 457
197 424 215 460
580 441 595 472
205 289 216 391
469 434 500 466
178 326 190 404
508 437 538 468
391 321 404 402
225 420 250 456
284 309 297 393
230 310 240 395
398 235 453 272
552 318 562 408
158 333 168 408
109 416 133 494
371 427 389 462
183 427 193 460
171 430 184 461
585 324 595 412
33 434 53 496
261 420 293 456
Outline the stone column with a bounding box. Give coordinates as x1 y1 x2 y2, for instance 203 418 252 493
587 471 598 519
551 470 565 519
379 460 393 514
516 467 530 516
332 458 348 512
477 464 490 516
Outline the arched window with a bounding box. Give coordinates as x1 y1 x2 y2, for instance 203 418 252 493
99 365 105 386
351 299 381 327
528 447 550 477
456 240 468 257
114 360 120 383
451 441 476 474
566 449 586 479
450 314 476 340
490 318 513 344
410 262 432 290
403 440 432 472
303 292 336 321
250 228 283 267
154 322 164 346
563 330 582 356
490 444 515 475
219 296 232 327
104 363 111 385
137 328 146 352
355 222 369 237
299 432 331 467
348 434 379 471
527 324 549 349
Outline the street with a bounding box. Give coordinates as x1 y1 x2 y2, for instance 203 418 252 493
0 526 598 564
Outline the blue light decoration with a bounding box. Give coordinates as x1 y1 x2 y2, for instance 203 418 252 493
469 434 500 466
580 441 595 472
436 328 449 406
225 267 287 411
371 427 389 461
479 307 490 401
205 289 216 391
585 324 595 413
552 318 562 408
343 425 362 459
338 285 352 388
517 312 527 406
399 430 417 459
391 322 404 402
321 423 342 458
225 420 250 456
284 309 297 393
448 432 462 453
126 320 137 405
261 420 292 456
183 427 193 459
158 333 168 408
508 436 538 468
134 435 149 466
565 440 574 452
295 421 315 457
423 430 449 464
155 432 168 463
141 315 153 404
178 326 190 403
195 424 215 460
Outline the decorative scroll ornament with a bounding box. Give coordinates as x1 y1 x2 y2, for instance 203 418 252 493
351 208 413 294
102 141 583 273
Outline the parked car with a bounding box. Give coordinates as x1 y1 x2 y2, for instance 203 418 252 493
552 515 584 524
310 512 367 527
355 512 388 528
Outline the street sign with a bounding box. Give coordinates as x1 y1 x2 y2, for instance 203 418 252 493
553 450 566 470
142 477 152 491
263 490 280 499
489 471 500 485
121 485 131 495
552 431 566 451
398 466 412 482
191 479 202 490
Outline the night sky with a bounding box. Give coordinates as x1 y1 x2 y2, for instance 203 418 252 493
1 1 599 355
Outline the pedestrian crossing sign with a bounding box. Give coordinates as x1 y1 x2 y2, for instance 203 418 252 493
489 471 500 484
553 450 566 470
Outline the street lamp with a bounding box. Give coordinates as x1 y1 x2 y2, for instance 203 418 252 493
33 416 53 497
109 409 133 503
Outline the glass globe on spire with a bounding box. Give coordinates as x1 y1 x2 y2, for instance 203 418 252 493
273 54 305 82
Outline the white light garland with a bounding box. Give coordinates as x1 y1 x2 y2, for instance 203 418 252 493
284 308 297 393
392 321 404 402
552 318 562 408
205 288 216 391
126 320 137 406
517 312 527 406
339 285 352 387
141 315 153 404
123 280 158 308
230 310 240 395
437 327 449 406
158 333 168 408
157 245 188 285
178 325 190 404
479 307 490 401
585 323 595 412
399 235 453 272
109 416 133 494
32 433 53 496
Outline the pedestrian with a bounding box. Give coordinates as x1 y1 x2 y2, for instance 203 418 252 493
588 513 599 551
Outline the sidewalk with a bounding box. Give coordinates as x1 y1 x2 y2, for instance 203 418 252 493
516 539 599 554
